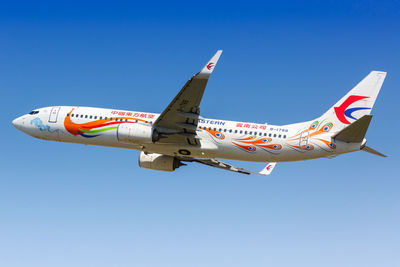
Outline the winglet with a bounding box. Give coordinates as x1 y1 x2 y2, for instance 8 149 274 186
259 163 276 175
198 50 223 78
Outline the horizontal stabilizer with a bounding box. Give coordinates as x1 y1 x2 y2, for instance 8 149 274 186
333 115 372 143
361 145 387 157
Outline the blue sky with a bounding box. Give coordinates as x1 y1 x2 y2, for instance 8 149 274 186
1 1 399 266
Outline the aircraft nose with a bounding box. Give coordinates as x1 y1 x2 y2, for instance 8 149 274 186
12 116 25 131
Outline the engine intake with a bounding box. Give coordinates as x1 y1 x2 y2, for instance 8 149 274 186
117 123 158 144
139 152 184 172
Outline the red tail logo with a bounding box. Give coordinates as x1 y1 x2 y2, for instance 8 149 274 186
334 95 370 124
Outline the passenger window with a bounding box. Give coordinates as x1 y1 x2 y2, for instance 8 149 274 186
100 116 103 120
264 133 266 136
274 134 277 137
125 119 128 122
94 116 97 119
283 135 287 139
110 117 113 120
229 129 232 133
224 129 227 132
219 128 222 131
278 134 281 138
213 128 216 131
90 115 93 119
240 130 243 134
85 115 88 118
249 131 252 135
120 119 123 122
259 132 262 136
269 133 272 137
245 131 247 134
234 130 237 133
208 127 211 130
80 115 83 118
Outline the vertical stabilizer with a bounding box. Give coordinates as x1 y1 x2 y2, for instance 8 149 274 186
318 71 386 132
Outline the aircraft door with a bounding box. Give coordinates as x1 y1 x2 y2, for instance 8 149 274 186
49 107 61 123
299 131 309 148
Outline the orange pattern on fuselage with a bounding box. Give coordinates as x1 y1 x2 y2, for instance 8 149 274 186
64 108 147 136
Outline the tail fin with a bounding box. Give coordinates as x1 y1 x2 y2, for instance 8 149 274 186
318 71 386 132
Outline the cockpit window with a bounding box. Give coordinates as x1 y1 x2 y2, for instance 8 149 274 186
29 110 39 115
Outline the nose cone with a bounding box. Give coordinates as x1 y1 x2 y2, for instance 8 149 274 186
12 116 25 131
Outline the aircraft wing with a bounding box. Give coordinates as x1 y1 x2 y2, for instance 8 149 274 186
153 50 223 145
180 157 276 176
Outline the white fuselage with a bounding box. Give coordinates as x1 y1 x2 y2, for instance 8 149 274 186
12 106 362 163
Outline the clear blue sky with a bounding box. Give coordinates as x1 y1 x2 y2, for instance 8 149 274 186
1 1 399 266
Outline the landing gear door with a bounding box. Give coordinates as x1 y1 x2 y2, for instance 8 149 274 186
49 107 61 123
299 131 309 148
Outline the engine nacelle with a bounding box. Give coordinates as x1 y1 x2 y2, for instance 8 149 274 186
138 152 184 172
117 123 158 144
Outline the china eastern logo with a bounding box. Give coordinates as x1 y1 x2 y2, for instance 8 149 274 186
206 62 215 70
334 95 370 124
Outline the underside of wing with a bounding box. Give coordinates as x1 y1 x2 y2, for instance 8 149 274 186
179 157 276 176
153 50 223 145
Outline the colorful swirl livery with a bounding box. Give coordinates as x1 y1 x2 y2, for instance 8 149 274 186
64 108 149 138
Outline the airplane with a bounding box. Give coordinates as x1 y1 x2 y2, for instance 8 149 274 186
12 50 387 175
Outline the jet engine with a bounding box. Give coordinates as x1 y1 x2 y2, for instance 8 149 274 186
138 152 185 172
117 123 158 144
